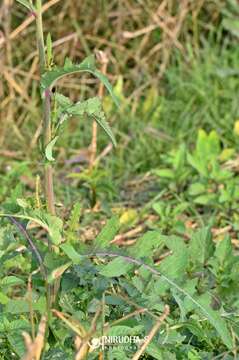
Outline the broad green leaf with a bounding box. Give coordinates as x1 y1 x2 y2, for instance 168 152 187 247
43 214 63 245
193 194 217 205
94 216 120 248
154 169 174 179
40 55 119 107
208 130 221 157
0 275 24 287
7 332 26 357
16 0 35 11
215 234 233 264
174 144 187 172
30 210 63 245
0 292 9 304
187 153 208 177
196 294 233 349
45 136 59 161
0 318 30 333
60 243 82 264
99 257 133 277
158 243 188 279
129 231 164 258
189 227 214 264
188 182 206 196
5 297 46 314
196 129 208 159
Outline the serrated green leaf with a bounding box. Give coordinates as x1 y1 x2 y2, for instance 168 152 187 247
94 216 120 248
45 136 59 161
55 92 72 108
93 112 116 146
57 96 116 146
0 319 30 333
41 55 119 107
7 332 26 357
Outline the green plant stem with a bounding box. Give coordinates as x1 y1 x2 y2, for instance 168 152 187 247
36 0 55 216
35 0 56 316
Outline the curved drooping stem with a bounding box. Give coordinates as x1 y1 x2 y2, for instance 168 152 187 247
36 0 55 216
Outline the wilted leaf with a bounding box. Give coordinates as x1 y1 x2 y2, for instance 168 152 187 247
48 262 71 283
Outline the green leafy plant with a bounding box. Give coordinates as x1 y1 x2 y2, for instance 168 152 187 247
0 1 238 359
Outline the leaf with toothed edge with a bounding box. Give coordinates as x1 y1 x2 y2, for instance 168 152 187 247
54 95 116 146
40 55 119 107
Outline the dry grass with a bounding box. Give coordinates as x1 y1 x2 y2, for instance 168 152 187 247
0 0 226 150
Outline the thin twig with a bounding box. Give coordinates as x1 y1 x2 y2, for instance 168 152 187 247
0 0 61 48
8 216 47 279
131 305 170 360
22 315 47 360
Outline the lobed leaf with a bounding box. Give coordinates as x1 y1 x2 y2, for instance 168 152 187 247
40 55 119 107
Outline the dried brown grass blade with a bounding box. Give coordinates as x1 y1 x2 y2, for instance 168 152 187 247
131 305 170 360
21 315 47 360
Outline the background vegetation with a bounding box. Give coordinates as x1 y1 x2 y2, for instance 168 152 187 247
1 0 239 359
